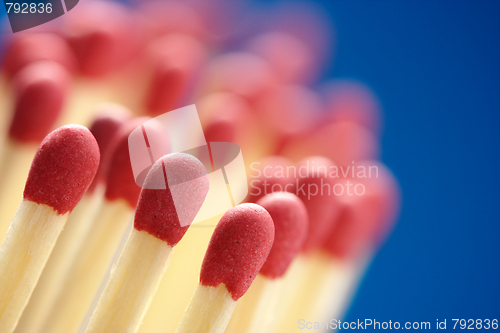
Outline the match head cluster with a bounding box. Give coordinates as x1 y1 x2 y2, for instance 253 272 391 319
0 3 403 331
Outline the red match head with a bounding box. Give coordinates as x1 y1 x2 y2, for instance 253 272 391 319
246 32 315 84
204 117 237 143
247 156 294 203
87 106 131 193
63 1 143 77
200 203 275 301
104 117 152 208
294 156 340 253
323 161 400 259
145 34 207 115
139 1 204 40
280 120 379 166
2 33 76 79
9 61 71 144
257 192 308 279
23 125 100 215
205 52 277 102
134 153 209 246
322 80 381 135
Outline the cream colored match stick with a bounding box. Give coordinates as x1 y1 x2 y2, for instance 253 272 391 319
85 153 209 333
0 125 99 333
14 107 131 333
0 61 71 241
225 192 309 333
39 118 153 333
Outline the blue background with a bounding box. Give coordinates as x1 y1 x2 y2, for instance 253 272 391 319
1 0 499 330
321 0 500 329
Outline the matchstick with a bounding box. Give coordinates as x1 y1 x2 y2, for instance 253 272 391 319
39 117 167 333
14 109 130 333
0 125 99 333
0 61 71 241
271 156 341 333
175 203 275 333
85 153 209 333
280 162 400 333
225 192 309 333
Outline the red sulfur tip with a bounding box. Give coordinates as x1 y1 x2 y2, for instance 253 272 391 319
295 156 340 253
322 161 400 259
9 61 71 144
134 153 209 245
205 52 276 102
257 192 308 279
204 117 236 143
247 156 294 203
145 34 207 115
87 107 131 193
63 1 142 77
200 203 275 301
104 117 151 208
23 125 100 215
2 33 76 79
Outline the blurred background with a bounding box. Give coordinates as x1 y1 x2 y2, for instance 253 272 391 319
1 0 499 331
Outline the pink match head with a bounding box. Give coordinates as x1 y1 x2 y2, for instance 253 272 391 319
134 153 209 245
9 61 71 144
139 1 204 39
323 161 400 259
198 92 252 144
63 1 142 77
246 32 315 84
247 156 294 203
203 117 236 143
104 117 151 208
2 33 76 79
200 203 275 301
144 34 207 115
205 52 276 102
257 192 308 279
87 106 131 193
322 80 382 135
294 156 340 253
280 120 379 166
254 85 322 138
23 125 100 214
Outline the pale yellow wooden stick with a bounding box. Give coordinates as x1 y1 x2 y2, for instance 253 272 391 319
15 106 130 333
39 117 155 333
85 153 209 333
0 61 71 240
225 192 309 333
85 229 174 333
0 125 99 333
13 189 104 333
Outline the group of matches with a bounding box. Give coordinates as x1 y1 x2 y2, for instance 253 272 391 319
0 1 400 332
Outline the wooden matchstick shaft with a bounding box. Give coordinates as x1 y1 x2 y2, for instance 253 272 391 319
39 200 133 333
85 229 173 333
0 201 68 333
14 189 104 333
175 284 237 333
